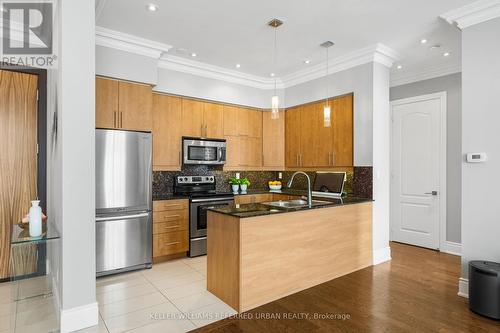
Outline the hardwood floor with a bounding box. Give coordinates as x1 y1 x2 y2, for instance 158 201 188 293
191 242 500 333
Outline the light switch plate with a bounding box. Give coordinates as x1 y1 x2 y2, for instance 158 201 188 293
235 173 240 179
466 152 487 163
278 172 282 179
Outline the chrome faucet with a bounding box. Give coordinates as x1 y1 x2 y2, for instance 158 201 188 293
287 171 313 207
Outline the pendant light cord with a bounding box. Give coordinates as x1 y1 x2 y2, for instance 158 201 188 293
326 47 329 107
274 26 277 94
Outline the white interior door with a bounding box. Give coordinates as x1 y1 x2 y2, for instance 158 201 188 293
390 92 446 250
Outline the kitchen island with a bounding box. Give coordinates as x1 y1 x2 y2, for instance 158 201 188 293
207 197 373 312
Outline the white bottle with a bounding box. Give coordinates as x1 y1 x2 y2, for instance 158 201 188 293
29 200 42 237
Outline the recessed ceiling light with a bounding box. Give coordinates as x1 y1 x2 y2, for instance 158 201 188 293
443 52 451 57
235 64 241 68
420 38 428 44
304 60 311 64
397 65 403 70
270 73 275 77
191 53 197 57
146 3 159 12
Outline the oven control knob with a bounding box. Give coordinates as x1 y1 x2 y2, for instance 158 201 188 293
184 177 188 181
210 177 214 181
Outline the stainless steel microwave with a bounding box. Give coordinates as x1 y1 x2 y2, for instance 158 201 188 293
182 137 227 165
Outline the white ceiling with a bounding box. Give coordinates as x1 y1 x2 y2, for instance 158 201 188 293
96 0 472 82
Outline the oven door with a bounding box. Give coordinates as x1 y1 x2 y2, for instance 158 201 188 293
190 197 234 238
183 138 226 165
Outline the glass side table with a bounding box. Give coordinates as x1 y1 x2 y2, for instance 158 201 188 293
10 222 60 301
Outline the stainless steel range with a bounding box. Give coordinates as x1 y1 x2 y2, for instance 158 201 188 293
174 175 234 257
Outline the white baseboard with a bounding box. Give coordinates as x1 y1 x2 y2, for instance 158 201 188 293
60 302 99 333
458 277 469 298
441 241 462 256
373 246 392 265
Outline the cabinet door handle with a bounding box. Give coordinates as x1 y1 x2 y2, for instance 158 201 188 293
113 111 117 128
165 241 180 246
296 154 299 166
332 152 336 166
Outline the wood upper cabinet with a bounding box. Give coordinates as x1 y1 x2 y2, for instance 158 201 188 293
223 105 240 136
182 99 224 138
284 94 353 168
224 135 240 167
152 94 182 170
96 77 119 129
300 102 332 167
285 106 302 167
262 110 285 168
242 108 262 138
181 99 204 137
95 77 152 131
203 102 224 138
240 136 262 167
332 94 353 166
119 81 153 131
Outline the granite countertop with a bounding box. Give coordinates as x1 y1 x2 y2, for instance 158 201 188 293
153 193 189 201
208 195 373 218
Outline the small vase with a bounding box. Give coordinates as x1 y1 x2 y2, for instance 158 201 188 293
231 184 240 194
240 184 248 193
29 200 42 237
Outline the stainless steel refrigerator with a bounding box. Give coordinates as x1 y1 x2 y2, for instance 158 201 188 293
95 129 152 276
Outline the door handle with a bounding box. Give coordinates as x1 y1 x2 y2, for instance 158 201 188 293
113 111 117 128
96 212 149 222
425 191 438 196
332 152 336 166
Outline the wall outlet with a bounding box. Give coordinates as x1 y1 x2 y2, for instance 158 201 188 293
235 173 240 179
278 172 282 179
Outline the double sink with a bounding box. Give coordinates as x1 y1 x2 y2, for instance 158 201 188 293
262 199 333 209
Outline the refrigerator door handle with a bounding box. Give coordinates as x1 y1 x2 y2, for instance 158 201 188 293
96 212 149 222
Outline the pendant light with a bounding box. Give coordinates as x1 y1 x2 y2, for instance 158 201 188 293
268 19 283 120
321 41 334 127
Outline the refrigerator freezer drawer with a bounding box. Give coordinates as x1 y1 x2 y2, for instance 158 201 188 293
96 212 152 276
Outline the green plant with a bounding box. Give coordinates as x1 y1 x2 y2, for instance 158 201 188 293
229 177 240 185
240 178 251 186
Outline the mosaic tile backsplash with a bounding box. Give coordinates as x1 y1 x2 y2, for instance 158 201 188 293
153 165 372 199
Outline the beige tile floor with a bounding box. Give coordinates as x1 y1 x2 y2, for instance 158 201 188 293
80 255 237 333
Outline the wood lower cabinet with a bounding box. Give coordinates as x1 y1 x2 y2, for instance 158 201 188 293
95 77 152 131
153 94 182 170
262 110 285 169
152 199 189 261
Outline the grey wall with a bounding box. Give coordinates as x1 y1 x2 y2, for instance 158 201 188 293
284 63 374 167
461 17 500 278
154 67 283 109
48 0 98 331
96 46 159 85
390 73 462 244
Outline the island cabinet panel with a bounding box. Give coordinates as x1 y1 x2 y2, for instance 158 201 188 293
234 193 274 205
152 94 182 171
207 202 373 312
262 110 285 169
152 199 189 261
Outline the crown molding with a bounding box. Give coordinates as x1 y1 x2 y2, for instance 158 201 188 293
440 0 500 30
158 54 283 90
281 43 401 88
95 26 172 59
95 27 401 90
390 62 461 87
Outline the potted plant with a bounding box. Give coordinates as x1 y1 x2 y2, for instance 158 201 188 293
229 178 240 193
239 178 251 193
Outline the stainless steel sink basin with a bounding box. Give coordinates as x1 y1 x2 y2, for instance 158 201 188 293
262 199 332 209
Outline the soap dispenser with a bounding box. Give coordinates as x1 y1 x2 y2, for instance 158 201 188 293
29 200 42 237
